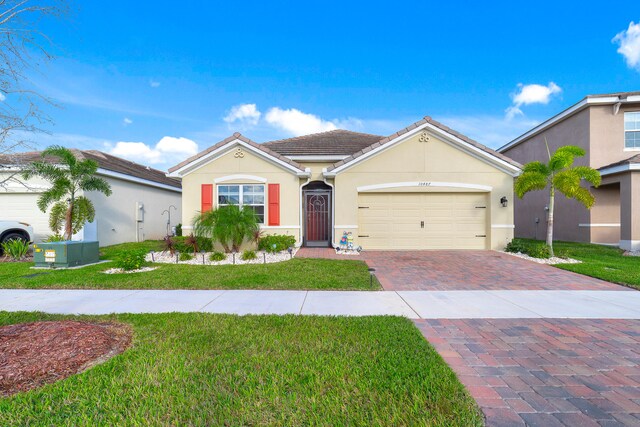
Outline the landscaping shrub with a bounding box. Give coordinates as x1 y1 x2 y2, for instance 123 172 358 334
161 236 177 255
174 235 213 254
115 249 147 271
505 238 551 259
193 205 259 253
209 251 226 262
241 250 257 261
175 223 182 237
179 253 193 261
1 239 30 260
258 234 296 253
44 234 65 242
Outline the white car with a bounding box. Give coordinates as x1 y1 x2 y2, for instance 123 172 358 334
0 221 34 245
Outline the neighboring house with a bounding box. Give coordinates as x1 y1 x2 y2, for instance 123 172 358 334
499 91 640 251
0 150 182 246
168 117 521 250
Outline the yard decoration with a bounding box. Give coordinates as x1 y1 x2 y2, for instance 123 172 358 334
193 205 259 253
22 146 112 241
515 141 601 257
340 231 348 250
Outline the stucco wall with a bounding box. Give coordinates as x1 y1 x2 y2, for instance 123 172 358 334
180 146 302 243
87 176 182 247
502 109 591 242
619 172 640 250
589 184 620 244
590 103 640 169
333 131 515 250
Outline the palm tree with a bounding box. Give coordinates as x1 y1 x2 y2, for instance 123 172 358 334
193 205 259 253
515 140 601 256
22 146 112 240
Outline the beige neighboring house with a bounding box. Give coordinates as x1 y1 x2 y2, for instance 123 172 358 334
499 91 640 251
168 117 521 250
0 150 182 246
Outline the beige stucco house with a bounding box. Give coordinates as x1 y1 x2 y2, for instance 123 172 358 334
169 117 520 251
0 150 182 246
499 91 640 251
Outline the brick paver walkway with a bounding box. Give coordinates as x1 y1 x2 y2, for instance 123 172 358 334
415 319 640 426
296 248 624 291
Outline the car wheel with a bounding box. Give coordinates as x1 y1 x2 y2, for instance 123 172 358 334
2 232 28 244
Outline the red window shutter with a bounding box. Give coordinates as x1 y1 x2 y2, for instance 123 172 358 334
268 183 280 226
201 184 213 212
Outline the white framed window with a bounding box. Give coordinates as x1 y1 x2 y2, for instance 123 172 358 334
217 184 265 223
624 112 640 149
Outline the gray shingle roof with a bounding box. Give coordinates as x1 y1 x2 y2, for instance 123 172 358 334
0 149 181 188
598 153 640 170
263 129 383 156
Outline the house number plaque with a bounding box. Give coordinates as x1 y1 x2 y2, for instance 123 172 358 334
418 182 432 187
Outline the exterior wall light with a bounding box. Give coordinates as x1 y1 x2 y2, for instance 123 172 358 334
500 196 508 207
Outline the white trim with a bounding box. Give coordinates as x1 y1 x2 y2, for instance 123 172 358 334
97 168 182 193
599 163 640 176
214 174 267 183
260 225 300 229
620 240 640 251
167 139 310 178
287 155 348 161
623 148 640 152
499 95 640 152
324 122 520 177
357 181 493 192
578 223 621 227
335 225 358 229
491 224 515 229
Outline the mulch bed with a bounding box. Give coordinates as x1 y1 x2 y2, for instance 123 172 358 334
0 255 33 263
0 320 132 397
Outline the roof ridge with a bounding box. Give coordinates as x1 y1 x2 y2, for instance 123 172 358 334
263 129 383 146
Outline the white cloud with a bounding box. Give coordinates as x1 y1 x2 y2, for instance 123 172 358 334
0 92 5 102
613 21 640 71
224 103 261 126
108 136 198 166
149 80 161 88
506 82 562 119
123 117 133 125
264 107 338 135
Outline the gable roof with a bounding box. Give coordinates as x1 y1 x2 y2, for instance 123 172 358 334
0 149 181 189
263 129 383 156
325 116 521 174
598 153 640 175
499 91 640 153
167 133 308 176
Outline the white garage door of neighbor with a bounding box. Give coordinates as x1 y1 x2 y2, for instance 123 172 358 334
1 193 51 242
357 192 488 250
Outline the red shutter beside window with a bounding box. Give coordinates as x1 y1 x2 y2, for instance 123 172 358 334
201 184 213 212
268 183 280 226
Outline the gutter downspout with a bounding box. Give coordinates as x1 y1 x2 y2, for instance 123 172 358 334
299 170 311 247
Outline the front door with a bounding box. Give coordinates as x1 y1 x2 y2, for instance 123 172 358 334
304 191 331 247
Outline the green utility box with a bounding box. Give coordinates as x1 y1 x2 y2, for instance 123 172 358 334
33 241 100 268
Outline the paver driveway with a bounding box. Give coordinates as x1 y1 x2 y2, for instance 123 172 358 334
297 248 626 291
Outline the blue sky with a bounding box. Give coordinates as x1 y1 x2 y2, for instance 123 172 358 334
22 1 640 170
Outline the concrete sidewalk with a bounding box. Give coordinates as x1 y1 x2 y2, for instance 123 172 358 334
1 289 639 319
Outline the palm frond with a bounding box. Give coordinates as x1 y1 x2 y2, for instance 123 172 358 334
79 175 112 195
72 159 100 179
522 161 550 175
36 184 69 212
572 187 596 209
549 145 586 170
515 171 548 198
572 166 602 187
553 170 581 198
42 145 78 168
21 160 65 181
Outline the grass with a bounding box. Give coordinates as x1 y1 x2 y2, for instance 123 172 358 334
0 241 379 290
522 239 640 290
0 312 482 426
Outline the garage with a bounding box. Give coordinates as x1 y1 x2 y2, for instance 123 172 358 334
357 192 488 250
1 193 51 242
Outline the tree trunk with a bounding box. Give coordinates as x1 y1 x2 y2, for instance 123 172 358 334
64 201 74 241
547 186 555 257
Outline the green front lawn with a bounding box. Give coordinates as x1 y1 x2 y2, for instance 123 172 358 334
529 239 640 290
0 312 482 426
0 242 378 290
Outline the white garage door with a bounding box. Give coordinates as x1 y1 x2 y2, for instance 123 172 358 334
357 192 488 250
1 193 51 242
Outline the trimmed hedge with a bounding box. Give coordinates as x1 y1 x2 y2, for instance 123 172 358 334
505 238 551 259
258 234 296 253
